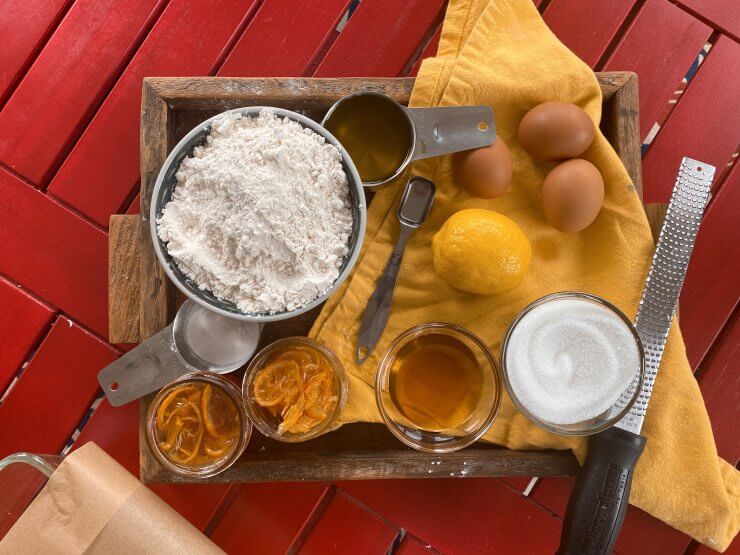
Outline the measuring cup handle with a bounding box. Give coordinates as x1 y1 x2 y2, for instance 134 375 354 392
97 324 193 406
405 105 495 161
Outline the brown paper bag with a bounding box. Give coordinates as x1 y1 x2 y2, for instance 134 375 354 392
0 442 224 554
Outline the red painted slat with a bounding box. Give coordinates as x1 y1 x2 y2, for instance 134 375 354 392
125 193 141 215
0 277 55 394
397 537 436 555
314 0 446 77
409 26 442 77
603 0 711 139
532 477 691 554
680 164 740 368
642 36 740 202
676 0 740 41
47 0 258 227
0 167 108 337
0 0 163 185
0 0 70 105
211 482 328 554
339 479 562 553
542 0 637 68
300 493 398 554
74 399 232 530
220 0 351 78
0 318 117 459
616 506 692 554
698 312 739 464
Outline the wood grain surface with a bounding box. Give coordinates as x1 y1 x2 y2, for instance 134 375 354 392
108 215 141 343
115 74 647 483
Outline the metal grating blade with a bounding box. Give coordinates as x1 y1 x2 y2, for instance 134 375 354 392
615 157 714 435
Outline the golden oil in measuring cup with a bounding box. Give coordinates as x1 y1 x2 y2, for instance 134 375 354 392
323 94 413 183
388 333 484 432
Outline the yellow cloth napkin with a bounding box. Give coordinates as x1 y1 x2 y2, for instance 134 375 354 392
310 0 739 550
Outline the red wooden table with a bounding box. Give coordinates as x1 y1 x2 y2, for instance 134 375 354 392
0 0 737 553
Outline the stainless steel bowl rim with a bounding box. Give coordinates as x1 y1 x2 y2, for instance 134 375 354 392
150 106 367 322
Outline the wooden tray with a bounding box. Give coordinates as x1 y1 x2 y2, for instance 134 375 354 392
109 74 655 484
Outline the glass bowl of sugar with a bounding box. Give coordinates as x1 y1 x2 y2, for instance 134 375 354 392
500 292 644 436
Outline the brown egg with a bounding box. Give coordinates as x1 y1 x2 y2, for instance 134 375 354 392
518 102 595 161
542 159 604 233
452 137 513 199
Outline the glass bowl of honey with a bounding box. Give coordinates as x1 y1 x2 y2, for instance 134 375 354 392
145 373 251 478
376 322 502 453
242 337 348 442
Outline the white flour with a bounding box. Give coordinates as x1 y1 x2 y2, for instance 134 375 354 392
157 110 353 314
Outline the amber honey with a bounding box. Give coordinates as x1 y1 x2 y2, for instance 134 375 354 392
323 94 413 183
388 333 484 432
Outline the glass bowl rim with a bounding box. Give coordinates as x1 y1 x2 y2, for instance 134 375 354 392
500 291 646 436
375 322 503 453
145 372 252 478
242 336 348 443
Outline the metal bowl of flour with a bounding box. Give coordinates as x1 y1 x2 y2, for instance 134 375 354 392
150 106 367 323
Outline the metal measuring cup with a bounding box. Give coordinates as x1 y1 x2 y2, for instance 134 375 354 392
322 92 494 189
98 300 262 406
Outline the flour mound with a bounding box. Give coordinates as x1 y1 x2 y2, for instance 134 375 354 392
157 110 353 314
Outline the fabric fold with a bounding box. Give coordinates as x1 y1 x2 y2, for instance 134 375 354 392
311 0 739 550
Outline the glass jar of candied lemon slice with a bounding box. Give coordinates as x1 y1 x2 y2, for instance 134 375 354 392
243 338 347 442
146 373 251 477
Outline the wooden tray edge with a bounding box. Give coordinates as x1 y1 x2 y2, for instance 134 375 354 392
129 74 652 483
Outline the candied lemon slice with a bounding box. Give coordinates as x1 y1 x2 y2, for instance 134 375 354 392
201 384 220 436
186 388 203 403
303 374 324 405
204 434 232 458
159 416 184 452
278 349 314 367
278 392 305 435
253 360 301 407
170 424 203 464
156 385 196 432
304 372 336 419
286 414 320 434
159 400 203 464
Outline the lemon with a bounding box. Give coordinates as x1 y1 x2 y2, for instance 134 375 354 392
432 209 531 294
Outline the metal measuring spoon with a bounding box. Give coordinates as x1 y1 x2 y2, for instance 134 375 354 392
356 177 436 364
98 300 262 406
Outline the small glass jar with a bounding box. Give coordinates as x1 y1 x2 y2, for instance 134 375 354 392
146 372 251 478
376 322 502 453
500 291 645 436
243 337 348 442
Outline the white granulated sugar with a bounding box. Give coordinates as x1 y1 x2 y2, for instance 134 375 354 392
157 110 353 314
506 298 640 425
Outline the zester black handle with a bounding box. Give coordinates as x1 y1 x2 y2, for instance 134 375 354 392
557 427 647 555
